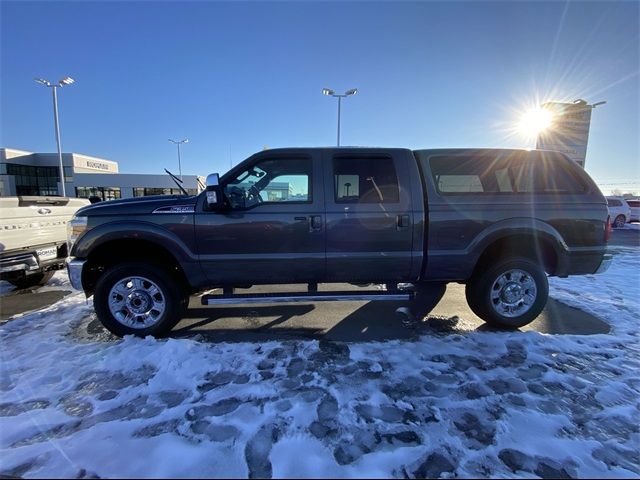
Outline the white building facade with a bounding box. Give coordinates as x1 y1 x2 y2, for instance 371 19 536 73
1 148 203 200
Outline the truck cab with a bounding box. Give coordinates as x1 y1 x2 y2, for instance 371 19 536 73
197 148 424 285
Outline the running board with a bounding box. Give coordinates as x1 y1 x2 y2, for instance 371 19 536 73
201 290 413 305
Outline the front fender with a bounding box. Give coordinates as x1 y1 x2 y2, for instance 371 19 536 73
72 220 197 264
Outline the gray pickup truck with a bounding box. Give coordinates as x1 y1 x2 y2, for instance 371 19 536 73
66 147 611 337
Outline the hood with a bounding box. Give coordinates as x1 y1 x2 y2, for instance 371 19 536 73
76 195 198 217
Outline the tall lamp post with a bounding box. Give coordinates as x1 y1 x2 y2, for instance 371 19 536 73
322 88 357 146
168 138 189 180
35 76 75 197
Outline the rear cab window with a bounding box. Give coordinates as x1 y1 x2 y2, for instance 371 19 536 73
426 151 588 195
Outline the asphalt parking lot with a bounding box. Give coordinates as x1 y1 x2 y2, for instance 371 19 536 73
174 281 610 341
1 227 638 338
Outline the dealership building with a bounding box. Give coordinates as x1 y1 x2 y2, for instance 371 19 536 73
0 148 204 200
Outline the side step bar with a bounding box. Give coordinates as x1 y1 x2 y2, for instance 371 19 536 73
201 290 413 305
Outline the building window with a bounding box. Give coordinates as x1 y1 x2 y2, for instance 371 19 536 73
133 187 196 197
76 187 121 201
6 163 62 196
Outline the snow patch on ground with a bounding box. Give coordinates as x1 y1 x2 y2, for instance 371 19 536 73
0 254 639 478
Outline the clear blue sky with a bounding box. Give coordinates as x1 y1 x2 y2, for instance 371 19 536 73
1 1 638 193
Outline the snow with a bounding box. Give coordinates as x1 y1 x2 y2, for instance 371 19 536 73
624 222 640 230
1 254 639 478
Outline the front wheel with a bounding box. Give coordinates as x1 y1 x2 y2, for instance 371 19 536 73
465 257 548 329
93 262 187 337
613 215 626 229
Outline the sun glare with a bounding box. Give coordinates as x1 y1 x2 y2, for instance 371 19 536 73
518 107 554 137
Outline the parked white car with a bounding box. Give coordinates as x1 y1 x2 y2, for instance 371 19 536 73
0 196 89 289
606 196 631 228
625 198 640 223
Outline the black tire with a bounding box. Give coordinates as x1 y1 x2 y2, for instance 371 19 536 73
93 262 187 337
8 271 54 289
465 257 548 329
613 215 626 229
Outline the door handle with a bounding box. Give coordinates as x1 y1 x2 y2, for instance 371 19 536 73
310 215 323 231
396 214 410 230
294 216 321 232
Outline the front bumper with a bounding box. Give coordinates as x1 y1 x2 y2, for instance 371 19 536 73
0 253 40 274
66 258 86 291
595 254 613 274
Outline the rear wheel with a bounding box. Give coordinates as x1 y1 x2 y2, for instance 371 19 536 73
465 257 548 329
8 271 54 289
94 262 187 337
613 215 626 229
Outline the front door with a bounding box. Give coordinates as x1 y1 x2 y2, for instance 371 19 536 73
324 151 414 282
195 152 325 284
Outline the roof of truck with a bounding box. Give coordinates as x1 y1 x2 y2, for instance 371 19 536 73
254 146 563 155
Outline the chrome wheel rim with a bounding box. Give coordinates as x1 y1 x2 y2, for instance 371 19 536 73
615 216 625 228
108 276 166 329
490 269 537 318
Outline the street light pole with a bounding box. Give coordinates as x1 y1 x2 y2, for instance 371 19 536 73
35 76 74 197
337 96 341 146
168 138 189 180
322 88 358 146
51 86 64 195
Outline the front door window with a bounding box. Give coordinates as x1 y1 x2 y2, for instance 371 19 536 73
224 158 312 210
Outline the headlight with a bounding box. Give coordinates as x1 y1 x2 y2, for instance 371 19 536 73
67 216 88 252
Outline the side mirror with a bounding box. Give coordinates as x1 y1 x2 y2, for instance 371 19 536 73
205 173 223 209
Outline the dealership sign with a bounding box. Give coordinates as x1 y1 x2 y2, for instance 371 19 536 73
73 154 119 173
536 99 604 168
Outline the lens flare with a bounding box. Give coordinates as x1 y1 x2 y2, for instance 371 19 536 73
518 107 554 137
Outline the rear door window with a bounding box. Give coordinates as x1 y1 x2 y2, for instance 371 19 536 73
333 157 400 203
607 199 622 207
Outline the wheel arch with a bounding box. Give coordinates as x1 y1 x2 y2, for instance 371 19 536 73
81 237 192 296
468 220 567 278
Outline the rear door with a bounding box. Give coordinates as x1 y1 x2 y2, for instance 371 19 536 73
323 150 414 282
195 151 325 284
